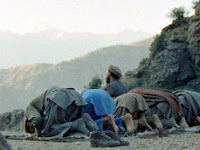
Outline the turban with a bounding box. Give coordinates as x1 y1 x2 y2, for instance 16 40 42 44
109 65 122 78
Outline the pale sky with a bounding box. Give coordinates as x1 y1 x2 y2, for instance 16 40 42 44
0 0 194 34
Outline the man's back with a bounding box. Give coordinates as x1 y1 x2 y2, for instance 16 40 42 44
104 80 128 98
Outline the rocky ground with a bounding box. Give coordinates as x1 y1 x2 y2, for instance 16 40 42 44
2 131 200 150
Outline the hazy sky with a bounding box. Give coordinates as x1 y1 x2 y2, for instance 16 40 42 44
0 0 194 34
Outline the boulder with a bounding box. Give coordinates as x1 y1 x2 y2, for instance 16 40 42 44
0 109 24 131
0 132 13 150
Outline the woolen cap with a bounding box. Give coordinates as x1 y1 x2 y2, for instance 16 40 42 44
109 65 122 78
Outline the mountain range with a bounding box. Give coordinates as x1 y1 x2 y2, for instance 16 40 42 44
0 29 151 69
0 37 153 113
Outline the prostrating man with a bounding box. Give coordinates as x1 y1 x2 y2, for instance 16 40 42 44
130 88 189 128
23 86 97 137
114 93 163 131
103 65 128 98
173 90 200 126
82 89 134 134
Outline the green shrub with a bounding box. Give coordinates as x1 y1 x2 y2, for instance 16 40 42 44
139 57 148 67
168 7 188 22
149 34 165 58
87 76 102 89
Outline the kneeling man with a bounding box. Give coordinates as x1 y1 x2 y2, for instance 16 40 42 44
23 86 97 137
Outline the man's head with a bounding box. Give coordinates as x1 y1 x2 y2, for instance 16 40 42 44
22 117 35 134
106 65 122 84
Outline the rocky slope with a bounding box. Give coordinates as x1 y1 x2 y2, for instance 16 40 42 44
122 5 200 92
0 42 150 113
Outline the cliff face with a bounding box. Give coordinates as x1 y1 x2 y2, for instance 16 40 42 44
123 11 200 92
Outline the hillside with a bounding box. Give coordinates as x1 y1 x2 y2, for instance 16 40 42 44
122 4 200 92
129 37 154 48
0 30 151 69
0 41 151 113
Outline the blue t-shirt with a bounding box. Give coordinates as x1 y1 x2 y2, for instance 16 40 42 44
82 89 116 117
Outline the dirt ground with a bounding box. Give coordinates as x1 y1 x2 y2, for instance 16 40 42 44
2 131 200 150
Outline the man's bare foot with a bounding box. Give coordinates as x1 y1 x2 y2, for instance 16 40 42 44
139 117 153 131
179 117 189 128
104 114 119 134
196 116 200 125
169 118 180 128
71 118 90 136
122 114 134 134
82 113 98 132
151 114 164 130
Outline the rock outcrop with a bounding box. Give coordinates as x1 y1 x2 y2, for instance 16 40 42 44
0 109 24 131
122 5 200 92
0 132 13 150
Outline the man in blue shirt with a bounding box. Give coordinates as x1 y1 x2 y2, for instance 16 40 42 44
82 89 134 134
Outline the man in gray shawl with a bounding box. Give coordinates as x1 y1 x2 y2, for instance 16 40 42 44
114 93 163 131
23 86 97 137
173 90 200 126
103 65 128 98
130 89 189 128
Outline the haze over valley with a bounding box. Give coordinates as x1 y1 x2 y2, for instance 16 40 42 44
0 37 152 113
0 29 151 69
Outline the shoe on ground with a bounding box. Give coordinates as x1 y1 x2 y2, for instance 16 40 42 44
90 131 120 147
103 130 130 146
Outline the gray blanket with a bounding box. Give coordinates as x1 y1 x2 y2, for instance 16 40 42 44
173 90 200 126
25 86 88 137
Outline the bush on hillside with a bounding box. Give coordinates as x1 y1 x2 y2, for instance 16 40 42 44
87 76 102 89
139 57 148 68
168 7 188 22
149 34 166 58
